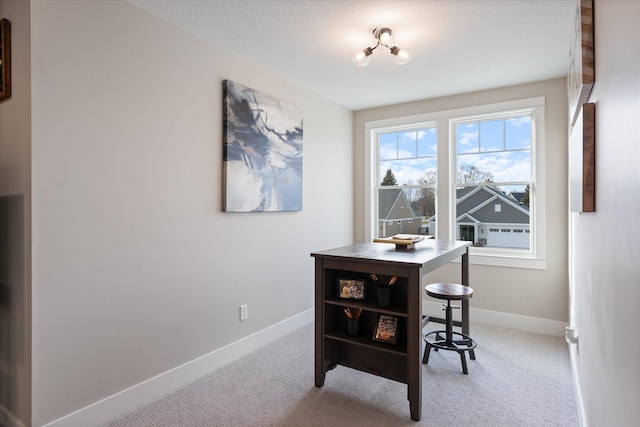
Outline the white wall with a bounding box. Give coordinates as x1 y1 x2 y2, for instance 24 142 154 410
569 1 640 426
30 1 353 425
354 78 569 325
0 0 31 425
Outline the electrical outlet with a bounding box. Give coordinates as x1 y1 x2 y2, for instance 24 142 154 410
240 304 248 321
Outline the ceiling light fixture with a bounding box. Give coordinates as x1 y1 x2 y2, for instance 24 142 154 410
352 27 412 66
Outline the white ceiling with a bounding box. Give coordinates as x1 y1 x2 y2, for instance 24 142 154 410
129 0 576 111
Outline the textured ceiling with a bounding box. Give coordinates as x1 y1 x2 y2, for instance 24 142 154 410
129 0 576 111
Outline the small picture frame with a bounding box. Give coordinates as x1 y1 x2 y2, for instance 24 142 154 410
372 314 399 345
337 278 365 300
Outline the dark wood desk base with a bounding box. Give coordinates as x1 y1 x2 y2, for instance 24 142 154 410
312 240 470 421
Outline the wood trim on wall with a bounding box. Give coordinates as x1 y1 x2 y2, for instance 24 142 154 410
569 103 596 213
0 18 11 101
567 0 594 129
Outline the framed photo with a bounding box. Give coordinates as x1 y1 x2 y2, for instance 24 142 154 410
0 18 11 101
337 278 365 300
372 314 399 345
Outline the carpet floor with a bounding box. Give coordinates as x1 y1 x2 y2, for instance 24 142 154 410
104 322 579 426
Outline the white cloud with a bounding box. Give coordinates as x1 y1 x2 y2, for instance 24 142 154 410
507 117 530 127
458 130 478 150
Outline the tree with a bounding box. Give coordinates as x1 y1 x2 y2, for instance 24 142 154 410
521 185 530 207
404 179 418 203
413 187 436 217
457 164 494 184
411 165 494 217
413 171 437 216
419 170 437 185
381 168 397 186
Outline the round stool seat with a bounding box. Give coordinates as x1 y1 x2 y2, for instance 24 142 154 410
425 283 473 300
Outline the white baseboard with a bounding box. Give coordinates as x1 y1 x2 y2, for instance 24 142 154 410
42 303 566 427
422 300 568 337
42 309 314 427
569 343 588 427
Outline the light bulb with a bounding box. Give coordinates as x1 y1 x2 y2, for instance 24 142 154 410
390 46 412 65
352 46 373 67
373 27 395 46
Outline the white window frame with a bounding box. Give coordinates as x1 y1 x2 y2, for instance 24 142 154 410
364 97 546 270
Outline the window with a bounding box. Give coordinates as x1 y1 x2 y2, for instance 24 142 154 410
365 97 546 269
454 111 533 250
376 124 437 238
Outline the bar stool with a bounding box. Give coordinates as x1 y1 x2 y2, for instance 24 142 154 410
422 283 477 374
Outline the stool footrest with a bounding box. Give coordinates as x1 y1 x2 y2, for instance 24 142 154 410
424 330 477 351
423 330 477 374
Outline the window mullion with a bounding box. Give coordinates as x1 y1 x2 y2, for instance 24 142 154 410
437 119 451 239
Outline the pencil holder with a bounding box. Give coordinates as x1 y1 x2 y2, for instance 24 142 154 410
377 285 392 308
346 318 360 337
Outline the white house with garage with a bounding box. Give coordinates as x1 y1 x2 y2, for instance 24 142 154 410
427 185 530 249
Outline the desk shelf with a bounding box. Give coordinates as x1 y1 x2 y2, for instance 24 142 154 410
324 298 408 318
325 330 408 356
315 265 412 387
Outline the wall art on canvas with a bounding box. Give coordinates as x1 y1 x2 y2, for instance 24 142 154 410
223 80 303 212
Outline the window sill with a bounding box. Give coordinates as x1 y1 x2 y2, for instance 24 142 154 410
451 250 546 270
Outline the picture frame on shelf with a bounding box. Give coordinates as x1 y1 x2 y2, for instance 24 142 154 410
372 314 399 345
337 277 365 300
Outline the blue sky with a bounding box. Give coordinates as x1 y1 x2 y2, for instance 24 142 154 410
379 116 531 188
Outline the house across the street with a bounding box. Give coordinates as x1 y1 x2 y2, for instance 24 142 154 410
380 185 530 249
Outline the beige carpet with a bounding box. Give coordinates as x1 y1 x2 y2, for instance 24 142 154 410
104 322 578 426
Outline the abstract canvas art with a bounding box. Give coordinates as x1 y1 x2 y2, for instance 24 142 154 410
223 80 303 212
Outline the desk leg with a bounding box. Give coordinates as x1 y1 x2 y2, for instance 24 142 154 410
461 248 470 335
314 258 325 387
407 269 422 421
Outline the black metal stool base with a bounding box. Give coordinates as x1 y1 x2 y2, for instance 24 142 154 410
423 330 477 374
422 284 477 374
